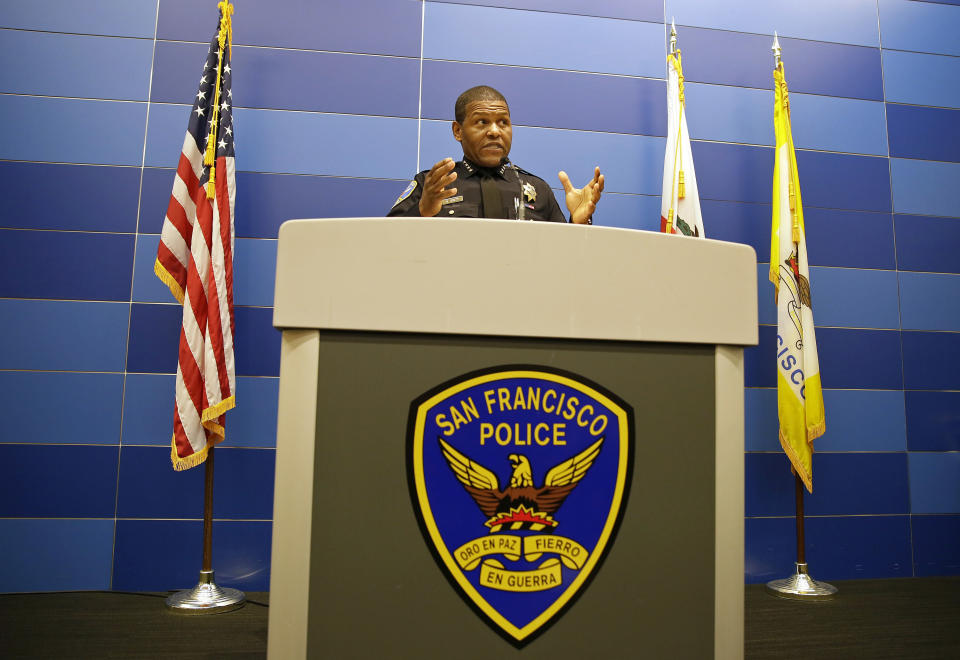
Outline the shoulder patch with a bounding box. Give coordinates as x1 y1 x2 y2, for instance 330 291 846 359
394 179 417 206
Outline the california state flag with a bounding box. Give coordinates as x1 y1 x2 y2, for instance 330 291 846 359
660 45 704 237
769 60 825 492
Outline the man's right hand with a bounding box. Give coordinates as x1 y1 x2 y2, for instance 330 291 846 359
419 158 458 217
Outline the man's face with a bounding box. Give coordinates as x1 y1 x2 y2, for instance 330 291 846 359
452 99 512 168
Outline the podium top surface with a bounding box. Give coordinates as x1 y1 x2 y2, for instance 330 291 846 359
273 218 758 346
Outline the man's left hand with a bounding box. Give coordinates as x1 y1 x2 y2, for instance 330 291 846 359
559 167 604 225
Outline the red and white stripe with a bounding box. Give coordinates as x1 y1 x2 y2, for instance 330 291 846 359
156 133 236 470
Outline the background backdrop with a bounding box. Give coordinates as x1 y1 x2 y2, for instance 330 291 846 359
1 0 958 593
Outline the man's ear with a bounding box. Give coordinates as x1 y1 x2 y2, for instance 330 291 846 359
452 120 463 143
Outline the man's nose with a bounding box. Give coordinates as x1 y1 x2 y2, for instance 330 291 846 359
487 123 500 136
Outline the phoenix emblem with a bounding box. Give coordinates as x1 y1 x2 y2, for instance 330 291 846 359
779 249 812 349
438 437 603 532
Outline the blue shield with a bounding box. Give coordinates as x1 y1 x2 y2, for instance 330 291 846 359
407 366 634 645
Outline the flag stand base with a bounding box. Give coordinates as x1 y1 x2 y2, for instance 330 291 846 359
165 569 246 614
765 562 837 601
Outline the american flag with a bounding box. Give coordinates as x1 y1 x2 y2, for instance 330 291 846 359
154 8 236 471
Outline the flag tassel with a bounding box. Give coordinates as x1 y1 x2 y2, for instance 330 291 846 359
204 1 234 199
788 178 800 243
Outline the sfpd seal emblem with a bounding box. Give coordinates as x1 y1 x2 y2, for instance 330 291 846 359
407 366 633 646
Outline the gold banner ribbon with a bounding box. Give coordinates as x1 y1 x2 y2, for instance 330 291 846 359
523 535 588 569
453 534 588 571
453 535 522 570
480 558 562 592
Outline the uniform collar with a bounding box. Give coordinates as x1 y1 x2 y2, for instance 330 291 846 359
461 157 510 179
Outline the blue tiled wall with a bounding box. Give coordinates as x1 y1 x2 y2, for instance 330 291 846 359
1 0 958 592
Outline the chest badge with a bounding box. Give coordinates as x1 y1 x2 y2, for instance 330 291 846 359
408 366 634 646
522 182 537 203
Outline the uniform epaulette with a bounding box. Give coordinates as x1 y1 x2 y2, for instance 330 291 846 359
512 165 545 182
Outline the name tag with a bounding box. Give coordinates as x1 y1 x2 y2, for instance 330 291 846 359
442 195 464 206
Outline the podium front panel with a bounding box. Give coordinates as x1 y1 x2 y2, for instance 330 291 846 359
301 330 716 658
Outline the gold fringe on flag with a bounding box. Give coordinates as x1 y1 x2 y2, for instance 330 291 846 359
202 395 236 424
153 258 185 304
172 438 210 472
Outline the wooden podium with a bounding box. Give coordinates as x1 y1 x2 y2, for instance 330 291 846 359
268 218 757 659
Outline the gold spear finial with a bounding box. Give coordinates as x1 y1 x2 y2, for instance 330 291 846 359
669 17 678 55
772 31 782 67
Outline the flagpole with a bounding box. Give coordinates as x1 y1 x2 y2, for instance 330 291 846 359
764 33 836 601
765 474 837 600
202 445 216 574
793 472 805 566
161 1 245 613
165 446 246 613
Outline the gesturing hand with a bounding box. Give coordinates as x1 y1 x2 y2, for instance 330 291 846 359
559 167 604 225
419 158 458 217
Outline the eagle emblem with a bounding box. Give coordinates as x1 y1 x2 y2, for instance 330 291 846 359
408 366 633 646
438 437 603 532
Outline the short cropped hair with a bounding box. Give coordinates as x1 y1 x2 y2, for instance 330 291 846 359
454 86 509 123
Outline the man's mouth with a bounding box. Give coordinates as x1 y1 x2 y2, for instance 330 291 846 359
482 143 503 151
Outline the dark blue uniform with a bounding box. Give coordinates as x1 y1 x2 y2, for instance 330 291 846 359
388 158 568 222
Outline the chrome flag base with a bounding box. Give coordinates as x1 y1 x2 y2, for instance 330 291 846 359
165 570 246 614
765 562 837 601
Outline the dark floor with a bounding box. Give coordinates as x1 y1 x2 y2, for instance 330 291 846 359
2 578 959 658
0 591 271 659
745 576 960 660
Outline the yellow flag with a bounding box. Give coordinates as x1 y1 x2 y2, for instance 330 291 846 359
769 62 825 492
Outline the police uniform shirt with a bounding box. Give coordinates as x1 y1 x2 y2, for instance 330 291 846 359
387 158 568 222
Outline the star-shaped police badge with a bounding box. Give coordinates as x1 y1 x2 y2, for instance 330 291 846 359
522 181 537 203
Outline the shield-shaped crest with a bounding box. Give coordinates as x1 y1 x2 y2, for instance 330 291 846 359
407 366 633 646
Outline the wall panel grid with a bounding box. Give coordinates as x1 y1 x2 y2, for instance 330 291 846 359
1 0 958 592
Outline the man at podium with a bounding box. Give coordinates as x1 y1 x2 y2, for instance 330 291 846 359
387 86 603 224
